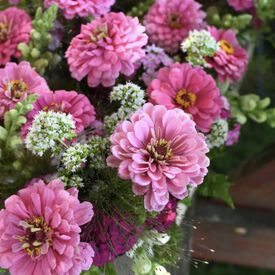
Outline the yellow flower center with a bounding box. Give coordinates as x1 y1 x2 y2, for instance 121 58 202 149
168 13 182 29
90 24 108 42
219 39 235 55
6 80 28 99
147 139 173 162
18 217 53 258
0 22 8 42
175 89 197 109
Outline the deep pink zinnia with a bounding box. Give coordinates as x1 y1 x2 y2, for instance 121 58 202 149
0 7 31 65
44 0 115 20
107 103 209 212
227 0 254 11
144 0 206 53
0 179 94 275
21 90 96 138
207 26 249 83
66 12 148 87
148 63 224 133
0 62 50 119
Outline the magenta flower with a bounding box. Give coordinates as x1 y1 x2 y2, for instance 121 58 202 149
107 103 209 212
227 0 254 11
226 124 241 146
0 179 94 275
144 0 205 53
44 0 115 20
0 7 31 65
148 63 223 133
0 62 50 119
21 90 96 138
207 26 248 82
66 12 148 87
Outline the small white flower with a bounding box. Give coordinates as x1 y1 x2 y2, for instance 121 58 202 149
206 119 229 149
154 264 171 275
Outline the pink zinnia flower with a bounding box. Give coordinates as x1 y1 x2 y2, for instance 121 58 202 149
0 62 50 119
66 12 148 87
148 63 223 133
0 179 94 275
227 0 254 11
144 0 206 53
0 7 31 65
44 0 115 20
207 26 249 82
9 0 21 4
21 90 96 138
107 103 209 212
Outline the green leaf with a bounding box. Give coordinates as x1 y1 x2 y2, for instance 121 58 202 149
198 172 234 208
81 266 101 275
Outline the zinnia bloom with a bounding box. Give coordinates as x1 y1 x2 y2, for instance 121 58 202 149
0 62 50 119
21 90 96 138
44 0 115 19
207 26 248 82
148 63 223 133
0 179 94 275
66 12 148 87
107 103 209 212
0 7 31 65
227 0 254 11
81 208 142 267
144 0 205 53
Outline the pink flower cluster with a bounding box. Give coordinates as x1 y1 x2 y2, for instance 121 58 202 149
148 63 223 133
227 0 254 11
144 0 205 53
0 179 94 275
22 90 96 138
0 62 50 119
0 7 31 65
107 103 209 212
81 208 142 267
66 12 148 87
207 26 248 82
44 0 115 20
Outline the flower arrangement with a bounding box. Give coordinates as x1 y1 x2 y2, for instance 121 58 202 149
0 0 275 274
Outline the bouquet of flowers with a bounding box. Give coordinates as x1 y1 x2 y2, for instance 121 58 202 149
0 0 275 274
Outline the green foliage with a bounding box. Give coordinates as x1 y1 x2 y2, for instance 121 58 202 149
82 264 116 275
18 4 59 74
198 171 234 208
128 0 154 18
255 0 275 23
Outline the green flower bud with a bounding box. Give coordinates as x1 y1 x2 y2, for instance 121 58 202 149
31 48 41 58
241 97 257 112
249 111 267 123
258 97 271 109
18 43 30 56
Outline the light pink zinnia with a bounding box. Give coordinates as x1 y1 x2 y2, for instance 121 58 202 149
21 90 96 138
148 63 223 133
207 26 249 82
0 179 94 275
107 103 209 212
66 12 148 87
144 0 206 53
227 0 254 11
44 0 115 20
0 7 31 65
0 62 50 119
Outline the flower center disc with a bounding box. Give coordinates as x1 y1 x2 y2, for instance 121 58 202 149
90 24 108 42
219 39 234 55
147 139 173 162
168 13 182 29
175 89 197 109
18 216 52 258
0 23 8 42
6 80 28 100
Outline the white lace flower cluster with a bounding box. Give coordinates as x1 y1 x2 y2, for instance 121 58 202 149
206 119 229 149
88 136 109 169
58 174 84 188
181 30 218 66
104 83 145 135
25 111 76 156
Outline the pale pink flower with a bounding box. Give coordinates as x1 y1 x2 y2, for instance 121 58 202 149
0 7 31 65
207 26 248 82
44 0 115 20
144 0 206 53
0 179 94 275
0 62 50 119
148 63 223 133
66 12 148 87
107 103 209 212
21 90 96 138
227 0 254 11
